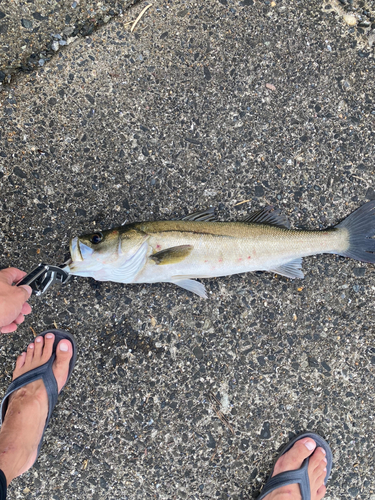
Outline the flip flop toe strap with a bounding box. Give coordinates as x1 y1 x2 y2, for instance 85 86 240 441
258 459 311 500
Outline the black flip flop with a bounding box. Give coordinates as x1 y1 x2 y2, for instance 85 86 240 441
257 432 333 500
0 329 77 459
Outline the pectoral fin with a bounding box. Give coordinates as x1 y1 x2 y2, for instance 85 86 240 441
268 258 304 279
150 245 193 265
170 279 207 298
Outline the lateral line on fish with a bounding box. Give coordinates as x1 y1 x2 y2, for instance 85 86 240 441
143 228 237 237
68 201 375 298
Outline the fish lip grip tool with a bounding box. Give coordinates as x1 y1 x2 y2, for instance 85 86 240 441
16 263 71 296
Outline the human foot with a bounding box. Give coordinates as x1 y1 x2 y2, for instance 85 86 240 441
259 434 331 500
0 333 73 485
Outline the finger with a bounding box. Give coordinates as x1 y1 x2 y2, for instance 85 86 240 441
0 268 27 285
18 285 33 299
14 313 25 325
21 302 32 315
0 323 18 334
10 285 32 306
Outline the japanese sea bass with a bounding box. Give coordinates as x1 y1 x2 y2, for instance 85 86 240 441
65 202 375 298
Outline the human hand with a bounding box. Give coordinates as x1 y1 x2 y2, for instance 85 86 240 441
0 268 32 334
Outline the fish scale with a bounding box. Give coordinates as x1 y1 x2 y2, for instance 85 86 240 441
66 202 375 298
133 224 345 280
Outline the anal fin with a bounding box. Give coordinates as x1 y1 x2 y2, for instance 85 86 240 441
170 279 207 298
268 258 304 279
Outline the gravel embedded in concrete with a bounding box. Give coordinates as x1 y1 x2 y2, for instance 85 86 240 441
1 0 375 499
0 0 141 84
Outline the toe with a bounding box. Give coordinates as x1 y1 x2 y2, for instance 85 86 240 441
40 333 55 363
317 484 327 500
314 462 327 484
315 457 327 477
308 447 329 497
273 438 316 477
309 446 326 471
53 340 73 392
16 352 27 369
34 336 44 359
25 343 35 364
310 463 327 492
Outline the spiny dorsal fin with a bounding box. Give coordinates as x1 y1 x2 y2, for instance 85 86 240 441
244 206 291 229
181 207 216 222
150 245 193 265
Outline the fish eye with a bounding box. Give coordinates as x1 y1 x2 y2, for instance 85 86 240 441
90 232 103 244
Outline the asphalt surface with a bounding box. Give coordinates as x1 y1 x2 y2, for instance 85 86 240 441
1 0 375 499
0 0 141 83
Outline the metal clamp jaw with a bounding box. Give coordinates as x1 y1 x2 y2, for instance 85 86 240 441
17 263 71 296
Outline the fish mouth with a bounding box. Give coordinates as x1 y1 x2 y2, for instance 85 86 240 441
70 237 95 263
70 237 83 262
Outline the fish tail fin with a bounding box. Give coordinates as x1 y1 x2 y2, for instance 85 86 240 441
335 200 375 263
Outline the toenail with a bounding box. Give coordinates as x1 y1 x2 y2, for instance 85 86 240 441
46 333 54 339
59 342 69 352
323 457 327 464
303 439 315 451
28 344 34 349
35 337 42 342
320 447 326 455
324 467 327 472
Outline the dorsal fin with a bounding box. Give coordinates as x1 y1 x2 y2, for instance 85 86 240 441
181 207 216 222
244 206 291 229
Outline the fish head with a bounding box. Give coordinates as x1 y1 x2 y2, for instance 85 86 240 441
68 224 149 281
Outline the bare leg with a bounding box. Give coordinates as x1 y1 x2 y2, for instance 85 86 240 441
0 333 72 485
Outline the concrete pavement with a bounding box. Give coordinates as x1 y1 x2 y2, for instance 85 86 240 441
1 0 375 498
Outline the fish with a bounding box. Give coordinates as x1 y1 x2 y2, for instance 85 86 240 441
65 201 375 298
